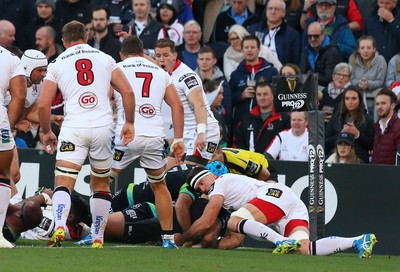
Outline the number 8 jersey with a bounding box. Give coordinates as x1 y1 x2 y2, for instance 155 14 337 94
44 43 116 128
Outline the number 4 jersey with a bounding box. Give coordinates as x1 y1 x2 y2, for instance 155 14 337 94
45 43 116 128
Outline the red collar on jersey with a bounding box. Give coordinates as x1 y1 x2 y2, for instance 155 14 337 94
172 59 182 73
69 42 85 47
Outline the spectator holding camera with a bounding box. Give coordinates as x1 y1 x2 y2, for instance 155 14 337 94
229 35 278 131
325 86 374 163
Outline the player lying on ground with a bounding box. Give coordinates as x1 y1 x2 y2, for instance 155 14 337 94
180 167 377 258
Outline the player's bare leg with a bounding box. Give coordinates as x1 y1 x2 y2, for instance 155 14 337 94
0 149 14 248
147 167 177 248
48 160 80 247
90 166 112 248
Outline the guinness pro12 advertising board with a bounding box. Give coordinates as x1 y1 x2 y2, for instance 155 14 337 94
272 74 325 240
271 73 318 113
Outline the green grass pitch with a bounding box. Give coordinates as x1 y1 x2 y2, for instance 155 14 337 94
0 240 399 272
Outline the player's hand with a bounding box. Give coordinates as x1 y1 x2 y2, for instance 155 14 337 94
182 241 193 248
50 114 64 127
171 140 185 164
195 133 206 152
120 122 134 146
42 188 54 198
16 120 31 133
40 130 58 155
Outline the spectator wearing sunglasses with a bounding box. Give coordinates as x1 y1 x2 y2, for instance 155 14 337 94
299 21 342 87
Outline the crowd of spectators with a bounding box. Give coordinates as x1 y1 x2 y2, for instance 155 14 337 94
2 0 400 165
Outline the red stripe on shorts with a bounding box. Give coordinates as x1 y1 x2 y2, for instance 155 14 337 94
248 198 285 223
284 219 309 237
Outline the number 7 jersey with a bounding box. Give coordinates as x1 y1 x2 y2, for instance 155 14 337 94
45 43 116 128
115 56 172 137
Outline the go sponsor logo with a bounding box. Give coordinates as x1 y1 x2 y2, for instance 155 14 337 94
79 92 98 109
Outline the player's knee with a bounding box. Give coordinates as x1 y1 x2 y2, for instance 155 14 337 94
147 171 166 183
54 166 79 180
230 208 255 221
110 169 119 182
91 168 111 178
298 240 310 255
288 229 309 241
11 172 20 183
288 230 310 255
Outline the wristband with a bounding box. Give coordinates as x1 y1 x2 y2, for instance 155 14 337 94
302 9 308 14
41 193 52 205
197 123 206 134
170 138 183 152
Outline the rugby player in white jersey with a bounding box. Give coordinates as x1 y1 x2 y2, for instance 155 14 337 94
38 21 135 248
111 35 184 248
181 167 377 258
3 49 49 194
0 46 26 248
154 38 220 165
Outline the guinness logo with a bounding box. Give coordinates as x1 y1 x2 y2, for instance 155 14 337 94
286 77 297 92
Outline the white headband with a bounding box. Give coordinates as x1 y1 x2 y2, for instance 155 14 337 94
189 170 212 188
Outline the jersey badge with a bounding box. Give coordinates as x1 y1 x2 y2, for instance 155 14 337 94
266 188 283 198
245 160 258 175
113 149 125 161
178 73 195 82
139 104 156 118
183 75 199 89
79 92 98 109
125 209 138 219
60 141 75 152
206 142 218 153
1 130 10 144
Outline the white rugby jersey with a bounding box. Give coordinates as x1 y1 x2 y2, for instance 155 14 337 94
0 47 24 105
170 60 218 131
44 43 116 128
4 83 42 110
0 47 24 127
20 206 74 241
208 173 267 212
266 128 309 162
115 56 172 137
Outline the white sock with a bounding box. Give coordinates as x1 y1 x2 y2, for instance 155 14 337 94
238 219 286 244
310 236 359 255
52 188 71 230
0 182 11 230
91 197 111 243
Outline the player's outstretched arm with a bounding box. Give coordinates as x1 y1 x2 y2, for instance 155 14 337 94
38 79 58 154
8 75 27 129
179 195 224 244
111 67 135 145
217 230 245 249
187 87 207 151
175 193 194 235
165 84 184 162
256 166 271 182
